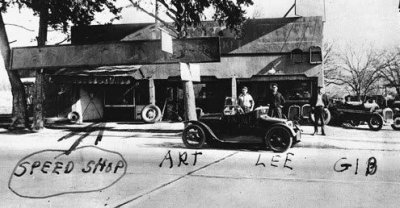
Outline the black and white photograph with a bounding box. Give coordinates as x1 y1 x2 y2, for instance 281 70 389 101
1 0 400 207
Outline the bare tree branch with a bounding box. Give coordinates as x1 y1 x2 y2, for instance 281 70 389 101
325 43 384 97
54 36 69 45
5 23 34 32
378 47 400 94
127 0 178 36
157 0 178 16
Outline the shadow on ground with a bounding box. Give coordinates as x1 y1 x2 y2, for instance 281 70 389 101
0 128 36 135
50 126 182 133
340 125 394 131
50 122 183 155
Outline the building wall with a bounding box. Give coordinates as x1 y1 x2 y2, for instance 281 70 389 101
64 17 325 120
117 16 324 83
70 16 324 83
118 17 323 54
138 54 321 80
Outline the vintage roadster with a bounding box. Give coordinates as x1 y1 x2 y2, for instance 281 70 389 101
182 98 301 153
329 101 384 131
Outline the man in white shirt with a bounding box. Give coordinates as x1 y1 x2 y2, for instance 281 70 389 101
238 86 254 113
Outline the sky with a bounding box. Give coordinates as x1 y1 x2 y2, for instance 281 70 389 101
2 0 400 49
106 0 400 49
254 0 400 49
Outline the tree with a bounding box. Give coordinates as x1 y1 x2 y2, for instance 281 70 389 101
0 13 27 128
322 41 348 98
324 44 386 99
1 0 253 125
379 48 400 96
0 0 122 129
323 41 336 86
251 7 264 19
130 0 253 38
129 0 253 120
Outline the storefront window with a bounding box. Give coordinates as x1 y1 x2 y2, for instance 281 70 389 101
291 49 303 63
238 80 312 104
104 81 149 106
310 46 322 64
104 85 134 105
280 81 311 100
194 81 230 113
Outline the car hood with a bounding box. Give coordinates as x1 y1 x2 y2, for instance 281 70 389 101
259 115 287 123
199 113 223 120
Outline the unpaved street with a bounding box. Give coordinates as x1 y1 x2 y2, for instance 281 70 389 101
1 123 399 208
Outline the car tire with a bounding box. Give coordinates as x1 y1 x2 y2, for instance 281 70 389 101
182 124 206 149
67 111 80 124
391 117 400 130
368 113 383 131
265 126 293 153
310 108 331 125
141 104 162 123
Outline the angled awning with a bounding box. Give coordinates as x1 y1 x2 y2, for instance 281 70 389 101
49 65 145 85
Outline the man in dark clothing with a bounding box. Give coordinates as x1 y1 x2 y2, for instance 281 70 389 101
268 83 285 118
310 86 329 136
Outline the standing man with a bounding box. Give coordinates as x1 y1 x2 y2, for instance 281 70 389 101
310 86 329 136
238 86 254 113
268 83 285 118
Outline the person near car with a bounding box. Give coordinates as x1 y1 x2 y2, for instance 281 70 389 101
310 86 329 136
238 86 254 113
267 83 285 118
364 98 379 112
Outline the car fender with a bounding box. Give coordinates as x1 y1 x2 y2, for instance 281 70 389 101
371 112 384 121
267 123 297 138
372 112 383 117
184 120 223 142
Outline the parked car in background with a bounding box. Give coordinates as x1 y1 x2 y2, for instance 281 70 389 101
329 95 384 131
391 100 400 130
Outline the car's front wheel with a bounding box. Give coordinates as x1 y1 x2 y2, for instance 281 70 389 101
265 126 293 153
368 114 383 131
391 117 400 130
182 124 206 149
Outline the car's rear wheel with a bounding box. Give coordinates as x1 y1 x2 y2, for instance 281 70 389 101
368 114 383 131
182 124 206 149
391 117 400 130
265 126 293 153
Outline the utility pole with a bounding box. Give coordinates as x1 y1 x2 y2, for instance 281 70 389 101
155 0 196 121
183 80 197 121
155 0 159 23
32 1 48 131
